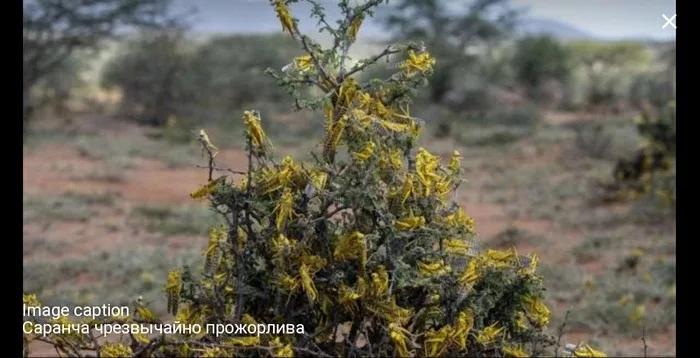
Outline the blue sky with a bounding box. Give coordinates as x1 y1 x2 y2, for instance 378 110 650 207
174 0 676 41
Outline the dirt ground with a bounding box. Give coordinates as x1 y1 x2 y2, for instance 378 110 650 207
23 113 676 357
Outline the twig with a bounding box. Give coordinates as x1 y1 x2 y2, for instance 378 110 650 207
293 346 334 357
337 2 359 78
347 305 364 357
35 336 82 357
303 0 339 50
269 71 324 91
195 164 246 176
243 135 257 265
338 0 389 78
554 308 571 358
387 268 396 296
204 147 216 182
133 336 164 357
642 324 648 358
53 345 63 358
339 40 351 78
344 45 402 79
361 322 373 357
304 326 334 344
311 205 349 223
230 208 245 323
407 307 428 332
296 32 334 89
89 330 100 355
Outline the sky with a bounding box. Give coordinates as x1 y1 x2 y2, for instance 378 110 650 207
510 0 676 40
173 0 676 41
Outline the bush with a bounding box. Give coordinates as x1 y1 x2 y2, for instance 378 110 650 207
443 76 499 113
101 28 195 126
512 35 572 103
574 123 613 160
568 40 651 110
102 31 303 128
27 53 90 119
628 71 675 110
185 33 305 124
24 1 603 357
489 105 542 127
603 102 675 205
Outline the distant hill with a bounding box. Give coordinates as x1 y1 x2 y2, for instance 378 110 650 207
516 18 595 40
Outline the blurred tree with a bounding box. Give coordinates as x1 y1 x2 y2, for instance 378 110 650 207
381 0 522 104
512 34 572 102
101 27 192 126
567 40 650 108
29 52 89 119
627 41 675 111
101 33 304 129
187 34 304 120
23 0 190 132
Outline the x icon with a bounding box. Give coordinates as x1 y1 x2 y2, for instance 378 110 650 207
662 13 677 29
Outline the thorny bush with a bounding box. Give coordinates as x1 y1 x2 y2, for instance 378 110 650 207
23 1 607 357
604 101 675 207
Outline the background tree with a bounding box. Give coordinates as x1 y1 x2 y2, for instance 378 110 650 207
28 52 90 119
23 0 190 132
381 0 522 104
186 34 304 120
101 26 192 126
100 33 305 129
512 34 572 103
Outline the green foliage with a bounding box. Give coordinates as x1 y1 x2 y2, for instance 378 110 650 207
568 41 651 70
628 71 675 110
24 1 574 357
513 35 572 102
189 34 304 117
101 28 194 126
382 0 521 104
22 0 178 132
102 31 305 128
28 53 90 117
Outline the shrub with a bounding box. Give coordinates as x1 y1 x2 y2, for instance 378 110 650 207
512 35 572 103
186 33 305 124
102 31 306 128
27 53 90 119
602 102 675 205
628 71 675 110
573 123 613 160
380 0 521 105
24 1 601 357
568 40 651 110
101 28 195 126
